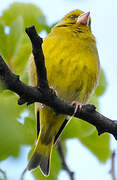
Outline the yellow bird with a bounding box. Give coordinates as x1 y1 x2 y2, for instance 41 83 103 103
28 10 100 176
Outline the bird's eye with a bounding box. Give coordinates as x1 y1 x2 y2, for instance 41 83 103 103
69 15 77 19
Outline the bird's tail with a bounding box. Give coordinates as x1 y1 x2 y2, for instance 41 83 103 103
28 132 54 176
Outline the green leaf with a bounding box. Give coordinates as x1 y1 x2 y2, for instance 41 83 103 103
0 3 49 74
7 16 24 63
0 94 25 160
11 42 31 74
61 118 110 162
22 116 36 145
0 90 41 161
0 21 7 58
1 3 47 32
61 117 95 140
0 93 37 158
0 81 6 92
1 89 15 96
80 131 111 162
95 69 107 97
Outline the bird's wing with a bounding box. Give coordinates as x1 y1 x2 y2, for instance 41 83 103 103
54 116 69 144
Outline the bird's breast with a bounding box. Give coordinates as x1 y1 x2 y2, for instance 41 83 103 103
43 35 100 104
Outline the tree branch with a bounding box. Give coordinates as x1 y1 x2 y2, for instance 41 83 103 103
20 167 27 180
0 168 7 180
57 141 74 180
0 25 117 141
109 151 116 180
26 27 49 89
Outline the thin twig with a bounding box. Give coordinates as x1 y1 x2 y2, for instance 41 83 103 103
0 168 7 180
57 141 74 180
20 167 27 180
109 151 116 180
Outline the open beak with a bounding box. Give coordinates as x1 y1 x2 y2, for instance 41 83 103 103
76 12 90 26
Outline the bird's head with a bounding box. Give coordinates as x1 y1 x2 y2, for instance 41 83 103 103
55 10 91 31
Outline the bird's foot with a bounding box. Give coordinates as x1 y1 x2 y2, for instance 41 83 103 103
72 101 83 114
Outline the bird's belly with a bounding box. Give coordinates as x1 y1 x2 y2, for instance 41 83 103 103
45 54 99 104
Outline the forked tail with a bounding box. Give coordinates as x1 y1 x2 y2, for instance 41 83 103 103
28 133 54 176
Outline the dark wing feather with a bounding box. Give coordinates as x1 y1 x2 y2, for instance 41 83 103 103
54 117 69 144
36 110 40 138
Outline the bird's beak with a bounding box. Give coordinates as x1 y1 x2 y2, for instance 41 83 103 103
76 12 90 26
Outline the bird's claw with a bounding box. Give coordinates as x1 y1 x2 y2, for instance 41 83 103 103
72 101 83 114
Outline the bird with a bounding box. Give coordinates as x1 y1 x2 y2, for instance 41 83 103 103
28 9 100 176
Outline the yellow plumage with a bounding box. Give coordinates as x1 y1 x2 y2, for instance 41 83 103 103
28 10 100 176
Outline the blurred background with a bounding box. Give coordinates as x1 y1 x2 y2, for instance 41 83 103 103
0 0 117 180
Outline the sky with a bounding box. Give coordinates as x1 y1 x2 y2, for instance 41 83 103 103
0 0 117 180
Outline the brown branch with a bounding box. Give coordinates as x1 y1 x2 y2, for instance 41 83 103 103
0 25 117 141
0 168 7 180
20 167 27 180
26 27 49 89
109 151 116 180
57 141 74 180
